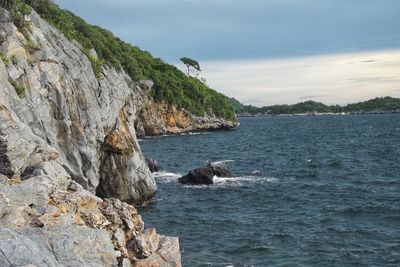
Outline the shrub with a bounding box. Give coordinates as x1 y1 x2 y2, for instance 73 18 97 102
1 0 33 29
0 51 9 66
9 78 26 97
82 49 103 78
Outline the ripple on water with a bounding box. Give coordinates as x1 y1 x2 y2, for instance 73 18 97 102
139 115 400 266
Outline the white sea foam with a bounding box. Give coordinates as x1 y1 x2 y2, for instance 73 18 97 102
153 170 279 187
144 131 210 139
180 131 210 136
209 159 235 164
213 175 279 187
152 171 182 183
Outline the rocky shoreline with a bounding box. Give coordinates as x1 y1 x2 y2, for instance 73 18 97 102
135 100 238 137
0 7 238 266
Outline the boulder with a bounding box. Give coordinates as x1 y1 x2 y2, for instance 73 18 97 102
209 161 232 177
179 166 214 185
179 161 232 185
146 158 161 173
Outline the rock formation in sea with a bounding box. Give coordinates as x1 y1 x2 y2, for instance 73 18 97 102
179 162 232 185
146 158 162 173
0 7 184 266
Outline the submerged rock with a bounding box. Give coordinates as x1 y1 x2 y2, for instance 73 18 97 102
146 158 162 173
179 161 232 185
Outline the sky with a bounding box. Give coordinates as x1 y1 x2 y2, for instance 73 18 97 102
54 0 400 106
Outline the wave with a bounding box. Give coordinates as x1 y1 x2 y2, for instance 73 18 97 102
152 171 182 183
152 171 279 188
200 175 279 188
208 159 235 165
143 134 172 139
144 131 210 139
179 131 210 136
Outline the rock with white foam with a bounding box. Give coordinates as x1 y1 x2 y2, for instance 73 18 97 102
209 161 232 177
146 158 162 173
178 161 232 185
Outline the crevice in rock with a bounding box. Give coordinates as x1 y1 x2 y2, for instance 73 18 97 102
0 130 13 178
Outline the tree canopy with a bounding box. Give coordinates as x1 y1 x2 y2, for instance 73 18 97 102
180 57 201 76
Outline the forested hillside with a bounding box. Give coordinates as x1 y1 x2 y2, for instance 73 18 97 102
9 0 235 119
231 97 400 115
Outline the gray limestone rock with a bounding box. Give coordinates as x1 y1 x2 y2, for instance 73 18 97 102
0 8 156 203
0 227 118 267
0 7 181 267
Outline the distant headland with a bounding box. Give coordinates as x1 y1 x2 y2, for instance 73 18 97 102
231 96 400 117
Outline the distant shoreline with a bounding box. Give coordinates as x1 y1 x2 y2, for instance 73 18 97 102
231 96 400 117
237 110 400 117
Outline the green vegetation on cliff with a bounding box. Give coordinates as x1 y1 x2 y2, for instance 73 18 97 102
229 98 259 114
231 97 400 115
5 0 236 119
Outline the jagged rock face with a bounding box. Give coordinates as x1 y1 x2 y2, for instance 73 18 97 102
0 227 118 267
0 8 156 203
136 101 238 136
0 8 181 266
0 163 181 266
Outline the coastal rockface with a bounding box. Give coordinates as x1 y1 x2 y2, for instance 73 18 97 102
136 100 237 136
0 8 182 266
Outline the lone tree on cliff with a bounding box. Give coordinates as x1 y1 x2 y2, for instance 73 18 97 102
180 57 201 77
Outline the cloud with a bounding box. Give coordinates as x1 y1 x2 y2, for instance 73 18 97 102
298 95 329 100
54 0 400 62
196 50 400 106
52 1 400 106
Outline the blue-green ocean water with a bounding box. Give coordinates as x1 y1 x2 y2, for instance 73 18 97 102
139 115 400 266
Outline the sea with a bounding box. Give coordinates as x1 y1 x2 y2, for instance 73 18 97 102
138 115 400 267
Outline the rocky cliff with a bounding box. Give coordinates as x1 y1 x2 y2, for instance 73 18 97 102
136 100 237 136
0 7 180 266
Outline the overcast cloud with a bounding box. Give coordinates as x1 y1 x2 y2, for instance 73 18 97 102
201 50 400 106
54 0 400 106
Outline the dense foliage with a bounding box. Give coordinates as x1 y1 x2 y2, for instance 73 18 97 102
0 0 32 29
180 57 201 76
229 98 259 114
231 97 400 115
13 0 235 119
341 97 400 112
